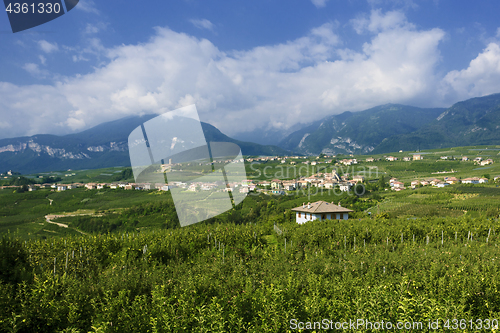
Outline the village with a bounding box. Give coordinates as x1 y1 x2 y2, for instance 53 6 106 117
1 148 499 196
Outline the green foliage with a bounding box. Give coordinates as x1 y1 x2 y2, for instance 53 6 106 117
1 217 500 331
111 168 133 182
375 212 389 219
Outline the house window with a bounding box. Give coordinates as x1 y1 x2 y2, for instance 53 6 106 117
298 212 301 218
322 214 326 220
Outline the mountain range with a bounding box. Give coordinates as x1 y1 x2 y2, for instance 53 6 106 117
277 104 446 155
0 115 289 174
2 93 500 174
277 93 500 155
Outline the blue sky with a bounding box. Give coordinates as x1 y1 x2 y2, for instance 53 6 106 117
1 0 500 139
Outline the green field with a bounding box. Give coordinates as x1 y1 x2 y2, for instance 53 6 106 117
2 146 500 332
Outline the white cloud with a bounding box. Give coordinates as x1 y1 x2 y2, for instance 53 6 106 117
22 63 49 78
189 19 215 31
39 55 46 65
76 0 99 14
83 22 108 34
351 9 413 34
311 0 329 8
441 42 500 100
38 40 59 53
0 10 496 140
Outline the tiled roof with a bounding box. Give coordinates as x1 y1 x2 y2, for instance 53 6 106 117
291 200 353 213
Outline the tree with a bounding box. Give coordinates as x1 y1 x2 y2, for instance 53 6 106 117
377 175 387 189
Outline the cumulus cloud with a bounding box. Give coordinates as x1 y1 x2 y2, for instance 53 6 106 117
189 19 215 31
38 40 59 53
0 10 495 140
441 42 500 100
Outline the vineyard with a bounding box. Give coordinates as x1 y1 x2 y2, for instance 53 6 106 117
2 215 500 332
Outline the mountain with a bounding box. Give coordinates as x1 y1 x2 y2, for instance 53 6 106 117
0 115 290 174
372 93 500 153
278 104 446 155
232 121 312 146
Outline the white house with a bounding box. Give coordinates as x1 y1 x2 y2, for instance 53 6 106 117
339 183 352 192
291 201 353 224
57 185 67 191
462 177 480 184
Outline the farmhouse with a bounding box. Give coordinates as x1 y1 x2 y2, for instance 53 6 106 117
413 154 423 160
291 201 353 224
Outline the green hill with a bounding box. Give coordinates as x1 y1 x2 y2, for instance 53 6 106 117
279 104 444 155
373 93 500 153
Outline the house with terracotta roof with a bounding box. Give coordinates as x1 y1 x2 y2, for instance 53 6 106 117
291 201 353 224
462 177 480 184
445 177 460 184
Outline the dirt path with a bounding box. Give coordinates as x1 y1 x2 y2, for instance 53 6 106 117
44 214 89 235
45 215 69 228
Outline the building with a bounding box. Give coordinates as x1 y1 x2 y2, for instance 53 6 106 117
413 154 423 161
271 179 283 190
291 201 353 224
392 181 405 189
339 183 352 192
352 175 365 183
480 159 493 166
386 156 397 161
445 177 460 184
462 177 480 184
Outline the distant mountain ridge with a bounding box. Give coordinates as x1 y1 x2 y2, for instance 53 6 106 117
372 93 500 153
0 115 290 174
278 104 446 155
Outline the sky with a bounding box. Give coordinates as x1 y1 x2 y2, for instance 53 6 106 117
1 0 500 140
